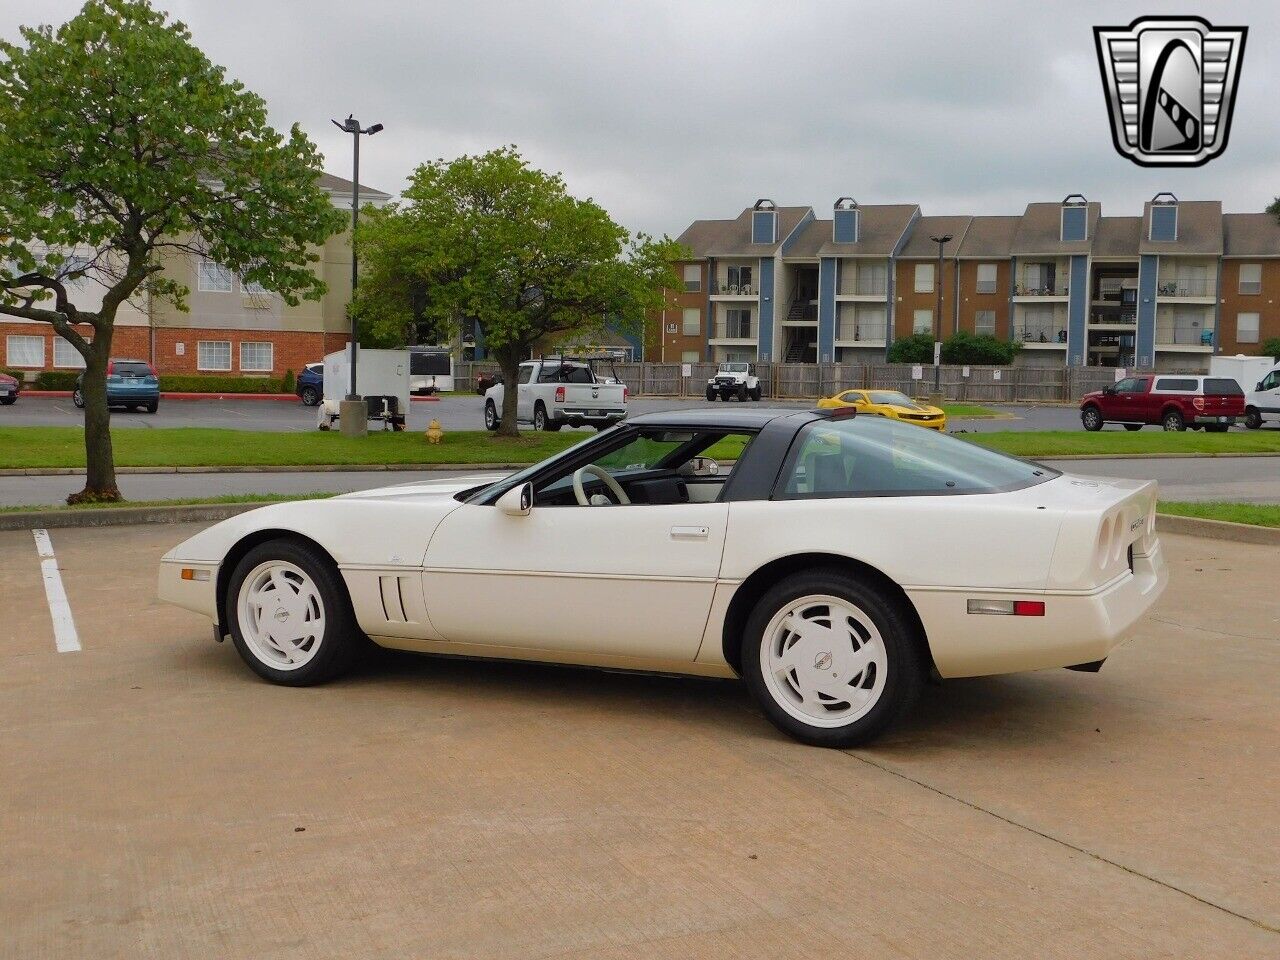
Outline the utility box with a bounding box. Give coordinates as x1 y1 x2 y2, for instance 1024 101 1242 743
319 345 410 431
1209 354 1275 391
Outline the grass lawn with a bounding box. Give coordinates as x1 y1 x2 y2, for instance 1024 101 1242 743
941 404 1003 419
0 492 335 514
1157 501 1280 528
967 430 1280 457
0 427 583 469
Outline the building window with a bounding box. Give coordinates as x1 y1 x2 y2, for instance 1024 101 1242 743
242 276 269 295
913 309 933 334
723 308 753 339
681 308 700 336
53 337 87 368
1239 263 1262 295
198 259 234 293
724 265 753 295
1237 312 1260 344
197 340 232 371
682 264 701 293
914 262 934 293
975 310 996 336
681 350 700 364
976 263 998 294
239 341 274 372
5 334 44 368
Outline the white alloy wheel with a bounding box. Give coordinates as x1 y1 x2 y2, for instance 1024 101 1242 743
759 593 889 728
236 560 327 670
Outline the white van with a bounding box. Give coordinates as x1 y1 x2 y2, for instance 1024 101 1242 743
1244 364 1280 429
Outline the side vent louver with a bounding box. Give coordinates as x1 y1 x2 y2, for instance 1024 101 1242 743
379 576 410 623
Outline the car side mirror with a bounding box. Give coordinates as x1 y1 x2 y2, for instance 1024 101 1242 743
497 481 533 517
1103 386 1116 395
680 456 720 478
1257 382 1265 391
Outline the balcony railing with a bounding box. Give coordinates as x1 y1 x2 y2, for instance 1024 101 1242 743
1090 309 1136 325
836 321 887 343
1014 282 1069 297
838 276 887 297
1157 278 1215 297
710 281 756 296
712 319 754 340
1156 320 1215 346
1015 324 1068 344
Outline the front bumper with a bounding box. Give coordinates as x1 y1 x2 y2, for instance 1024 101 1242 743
157 559 220 622
909 537 1168 678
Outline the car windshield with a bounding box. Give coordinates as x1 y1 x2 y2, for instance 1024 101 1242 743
780 415 1055 498
722 363 749 373
866 391 918 407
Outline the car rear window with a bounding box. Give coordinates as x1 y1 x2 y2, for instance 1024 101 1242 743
1204 378 1244 396
778 416 1056 499
1154 377 1197 391
113 362 152 377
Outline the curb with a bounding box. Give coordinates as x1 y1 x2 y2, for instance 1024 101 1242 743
0 500 280 532
0 463 525 477
1037 452 1280 461
1156 513 1280 546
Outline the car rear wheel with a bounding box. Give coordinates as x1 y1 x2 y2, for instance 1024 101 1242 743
72 388 85 409
741 568 924 748
1081 405 1103 431
1162 409 1186 432
1245 408 1262 430
484 401 499 431
0 396 14 406
146 401 158 414
300 385 320 406
226 539 363 686
533 403 549 431
736 384 748 402
1123 423 1142 431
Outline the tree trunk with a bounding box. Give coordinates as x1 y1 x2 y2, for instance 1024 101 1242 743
495 350 521 438
68 327 120 504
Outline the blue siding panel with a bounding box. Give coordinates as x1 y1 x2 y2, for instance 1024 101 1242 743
818 258 837 362
1067 255 1088 365
758 258 775 361
1150 205 1177 242
781 209 815 254
752 211 776 244
1136 254 1158 367
1061 206 1087 243
833 209 859 243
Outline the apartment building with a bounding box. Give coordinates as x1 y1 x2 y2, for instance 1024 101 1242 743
1 173 391 379
661 193 1280 370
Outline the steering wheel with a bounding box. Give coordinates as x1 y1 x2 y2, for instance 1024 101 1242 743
572 464 631 506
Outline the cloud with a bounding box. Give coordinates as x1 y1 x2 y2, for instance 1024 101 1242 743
4 0 1278 233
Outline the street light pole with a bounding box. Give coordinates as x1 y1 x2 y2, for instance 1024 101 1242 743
928 233 952 393
331 115 383 401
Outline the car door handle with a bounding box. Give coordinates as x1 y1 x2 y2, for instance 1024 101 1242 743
670 525 710 540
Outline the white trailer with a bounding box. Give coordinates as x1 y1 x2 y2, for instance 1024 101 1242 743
1209 354 1274 391
319 346 411 431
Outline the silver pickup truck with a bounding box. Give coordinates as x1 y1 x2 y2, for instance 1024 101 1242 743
484 359 628 432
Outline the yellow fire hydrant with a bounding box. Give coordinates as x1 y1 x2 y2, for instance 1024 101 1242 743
425 418 444 444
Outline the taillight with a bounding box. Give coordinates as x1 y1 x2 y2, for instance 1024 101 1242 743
106 361 114 375
1193 396 1205 412
554 386 565 403
147 364 157 378
623 386 629 402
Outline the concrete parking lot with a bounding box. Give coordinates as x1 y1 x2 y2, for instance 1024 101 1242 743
2 524 1276 958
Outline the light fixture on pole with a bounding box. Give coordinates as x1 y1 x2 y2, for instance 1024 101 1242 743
330 114 383 401
928 233 952 393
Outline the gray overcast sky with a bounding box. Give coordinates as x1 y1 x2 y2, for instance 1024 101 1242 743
2 1 1277 236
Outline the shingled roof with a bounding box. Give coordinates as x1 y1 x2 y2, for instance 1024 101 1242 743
897 216 973 258
677 206 812 258
1139 200 1223 255
1091 216 1143 258
955 216 1020 258
1011 202 1101 256
1222 213 1280 257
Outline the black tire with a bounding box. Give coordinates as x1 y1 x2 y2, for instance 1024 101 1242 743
225 539 364 686
736 384 748 402
484 401 499 431
750 386 762 401
740 567 924 748
1162 409 1186 432
1245 408 1263 430
544 420 563 432
300 385 320 406
72 388 85 409
1123 423 1142 432
146 401 159 414
1081 405 1103 431
0 396 15 406
1205 423 1230 433
533 403 549 431
706 387 716 402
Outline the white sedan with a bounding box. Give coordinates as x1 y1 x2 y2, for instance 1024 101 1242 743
158 408 1167 747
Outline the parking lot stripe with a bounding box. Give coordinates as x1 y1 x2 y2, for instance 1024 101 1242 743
32 528 81 653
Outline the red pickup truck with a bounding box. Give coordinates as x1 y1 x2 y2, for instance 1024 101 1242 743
1080 375 1245 432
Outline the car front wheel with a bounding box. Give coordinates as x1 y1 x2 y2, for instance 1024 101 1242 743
1163 409 1186 432
741 568 923 748
226 539 363 686
1081 406 1103 431
706 387 716 401
72 388 85 409
300 385 320 406
1245 408 1262 430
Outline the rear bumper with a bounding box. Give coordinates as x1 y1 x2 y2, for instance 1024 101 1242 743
1190 415 1236 425
554 408 626 426
910 538 1168 678
107 389 160 402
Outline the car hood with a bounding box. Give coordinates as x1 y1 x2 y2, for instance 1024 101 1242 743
334 472 505 502
0 373 16 386
885 403 942 416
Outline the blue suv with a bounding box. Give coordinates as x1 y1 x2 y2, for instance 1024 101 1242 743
73 359 160 413
296 362 324 406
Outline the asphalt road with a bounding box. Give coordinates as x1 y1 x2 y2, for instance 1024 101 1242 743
2 393 1096 433
1 456 1277 506
2 524 1277 956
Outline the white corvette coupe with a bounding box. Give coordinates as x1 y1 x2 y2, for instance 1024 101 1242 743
159 408 1167 747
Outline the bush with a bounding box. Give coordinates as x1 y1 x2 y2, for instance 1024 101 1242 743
941 331 1022 365
1261 337 1280 361
886 333 934 364
281 368 295 393
159 375 284 393
34 371 80 390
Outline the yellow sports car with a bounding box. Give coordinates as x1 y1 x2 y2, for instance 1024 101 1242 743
815 389 947 430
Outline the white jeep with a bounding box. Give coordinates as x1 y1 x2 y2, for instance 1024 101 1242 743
706 362 762 402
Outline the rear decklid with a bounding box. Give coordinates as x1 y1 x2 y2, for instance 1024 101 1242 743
1041 474 1159 591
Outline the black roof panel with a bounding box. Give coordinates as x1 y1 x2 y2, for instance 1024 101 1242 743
627 407 815 430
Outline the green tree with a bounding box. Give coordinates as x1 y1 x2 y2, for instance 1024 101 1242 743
886 333 934 364
940 331 1021 365
357 146 685 436
1261 337 1280 361
0 0 343 501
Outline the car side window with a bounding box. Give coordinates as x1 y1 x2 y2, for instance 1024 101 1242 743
1113 377 1141 394
1260 372 1279 390
840 391 862 403
518 366 534 385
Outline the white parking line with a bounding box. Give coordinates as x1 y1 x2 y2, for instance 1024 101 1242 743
32 529 81 653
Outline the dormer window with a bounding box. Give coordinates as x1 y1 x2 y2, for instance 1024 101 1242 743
1149 192 1178 242
752 199 777 244
833 197 859 243
1060 194 1088 243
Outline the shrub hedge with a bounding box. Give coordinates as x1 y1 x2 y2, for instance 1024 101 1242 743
887 332 1022 365
26 371 288 393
